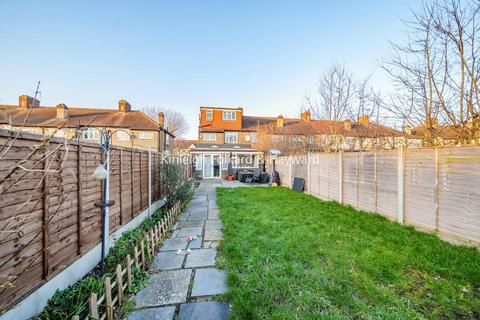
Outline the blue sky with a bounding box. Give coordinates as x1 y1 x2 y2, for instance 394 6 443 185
0 1 420 138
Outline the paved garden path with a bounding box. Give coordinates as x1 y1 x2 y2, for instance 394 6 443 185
129 180 229 320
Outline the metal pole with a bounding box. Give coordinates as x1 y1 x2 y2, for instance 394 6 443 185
100 130 111 275
148 148 152 217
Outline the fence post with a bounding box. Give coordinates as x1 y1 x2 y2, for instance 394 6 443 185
288 156 293 187
126 254 132 288
104 277 113 320
374 149 378 212
140 240 146 268
133 246 139 269
89 293 99 320
42 146 50 278
338 151 343 204
119 149 123 225
397 146 405 224
77 142 83 254
148 148 152 216
115 264 123 306
131 149 135 219
434 147 440 231
307 152 311 194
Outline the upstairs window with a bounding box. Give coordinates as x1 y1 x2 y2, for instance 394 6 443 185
206 110 213 120
272 135 282 142
222 111 236 121
116 130 130 141
203 133 216 141
82 128 100 141
225 132 238 143
250 133 257 143
138 131 154 140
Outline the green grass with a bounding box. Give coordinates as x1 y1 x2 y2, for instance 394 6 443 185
216 187 480 319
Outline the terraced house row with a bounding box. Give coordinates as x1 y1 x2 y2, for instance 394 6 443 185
0 95 175 152
187 106 424 179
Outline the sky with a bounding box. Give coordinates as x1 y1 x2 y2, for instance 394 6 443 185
0 0 421 139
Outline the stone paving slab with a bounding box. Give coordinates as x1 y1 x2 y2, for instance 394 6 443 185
177 220 205 228
188 211 208 221
179 301 229 320
184 248 217 268
187 236 203 249
191 268 227 297
178 211 190 221
160 238 188 251
176 226 203 238
128 306 175 320
205 220 223 230
154 251 185 270
202 241 220 249
135 269 192 307
208 209 219 220
204 229 223 241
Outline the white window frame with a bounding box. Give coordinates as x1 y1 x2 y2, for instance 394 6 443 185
225 132 238 144
82 128 100 141
291 136 302 143
138 131 154 140
206 110 213 120
116 130 130 141
272 135 282 142
250 133 257 143
203 133 216 141
222 111 236 121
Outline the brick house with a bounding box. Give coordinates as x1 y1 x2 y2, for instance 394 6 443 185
191 106 420 178
0 95 175 152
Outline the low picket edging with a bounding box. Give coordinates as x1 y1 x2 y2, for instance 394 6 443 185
71 201 185 320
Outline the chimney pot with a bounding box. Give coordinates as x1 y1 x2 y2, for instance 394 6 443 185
301 111 311 121
118 100 131 112
158 112 165 128
277 115 284 128
358 115 369 125
19 95 40 108
343 119 352 131
56 104 68 119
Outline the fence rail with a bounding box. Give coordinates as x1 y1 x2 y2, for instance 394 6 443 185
273 146 480 245
0 130 176 313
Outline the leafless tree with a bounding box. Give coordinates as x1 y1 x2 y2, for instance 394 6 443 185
143 107 189 138
382 0 480 145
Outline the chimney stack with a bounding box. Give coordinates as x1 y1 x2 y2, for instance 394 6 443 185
301 111 311 121
358 115 369 125
343 119 352 131
158 112 165 128
276 115 284 128
19 95 40 108
405 124 413 135
118 100 131 112
56 104 68 119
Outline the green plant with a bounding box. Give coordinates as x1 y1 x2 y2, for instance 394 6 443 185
117 298 136 318
38 276 104 320
128 267 150 294
159 161 189 207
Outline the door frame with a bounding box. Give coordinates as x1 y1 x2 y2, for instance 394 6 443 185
202 153 221 178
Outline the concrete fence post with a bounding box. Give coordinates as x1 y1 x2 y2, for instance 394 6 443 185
434 147 440 231
338 151 343 204
148 149 152 217
288 156 293 187
397 146 405 224
307 152 311 194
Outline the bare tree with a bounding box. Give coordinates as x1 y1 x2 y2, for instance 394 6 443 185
142 107 189 138
382 0 480 145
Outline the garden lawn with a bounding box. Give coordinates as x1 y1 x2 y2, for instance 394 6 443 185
216 187 480 320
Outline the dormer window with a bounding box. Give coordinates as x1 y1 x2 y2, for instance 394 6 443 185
222 111 236 121
206 110 213 120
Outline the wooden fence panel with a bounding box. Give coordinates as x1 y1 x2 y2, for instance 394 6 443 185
0 130 171 313
276 146 480 245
